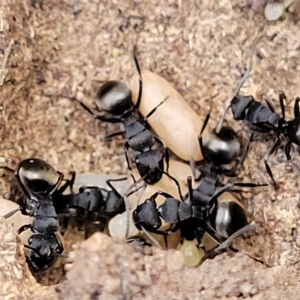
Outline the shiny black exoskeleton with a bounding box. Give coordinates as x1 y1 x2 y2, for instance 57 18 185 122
2 158 127 236
132 108 265 248
1 158 73 218
60 179 127 237
189 110 261 207
66 48 181 195
14 194 64 272
132 186 248 249
229 92 300 185
132 190 205 244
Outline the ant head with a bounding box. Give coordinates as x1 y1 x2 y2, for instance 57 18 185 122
132 199 162 231
27 234 63 272
201 126 241 166
95 80 133 116
16 158 63 198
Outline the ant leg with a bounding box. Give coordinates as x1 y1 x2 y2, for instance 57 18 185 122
233 133 254 175
151 190 174 199
0 165 14 173
135 182 147 206
140 225 165 250
124 142 136 183
153 136 169 173
195 228 206 249
55 233 64 254
262 94 276 113
101 130 125 142
264 136 281 188
294 97 300 118
127 182 146 200
143 95 169 122
48 171 64 197
285 141 300 175
279 91 286 119
204 224 256 260
124 175 148 238
17 224 32 235
57 214 70 236
185 176 194 205
57 171 76 195
165 147 170 174
106 177 128 198
3 208 20 219
189 157 197 180
207 181 267 206
189 157 202 181
133 46 143 110
198 110 212 163
163 171 183 200
60 94 122 123
69 171 76 194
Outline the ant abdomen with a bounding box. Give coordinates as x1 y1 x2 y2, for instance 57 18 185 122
96 80 132 115
211 198 248 239
202 126 241 166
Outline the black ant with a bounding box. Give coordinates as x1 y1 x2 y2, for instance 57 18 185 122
132 185 249 253
132 104 266 252
1 158 72 219
62 47 182 196
60 178 137 238
7 192 64 272
1 158 134 238
219 36 300 187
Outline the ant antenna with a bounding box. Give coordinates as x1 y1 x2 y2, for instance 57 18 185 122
186 176 193 205
24 244 39 254
0 165 15 174
124 175 147 238
204 224 256 260
133 45 143 110
215 34 263 134
140 225 163 250
57 253 69 259
3 208 20 219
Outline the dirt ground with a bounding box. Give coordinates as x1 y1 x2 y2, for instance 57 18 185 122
1 0 300 299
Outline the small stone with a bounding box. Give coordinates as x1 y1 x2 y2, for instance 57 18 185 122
264 2 284 21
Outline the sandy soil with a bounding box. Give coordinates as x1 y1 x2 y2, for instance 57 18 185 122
1 0 300 298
